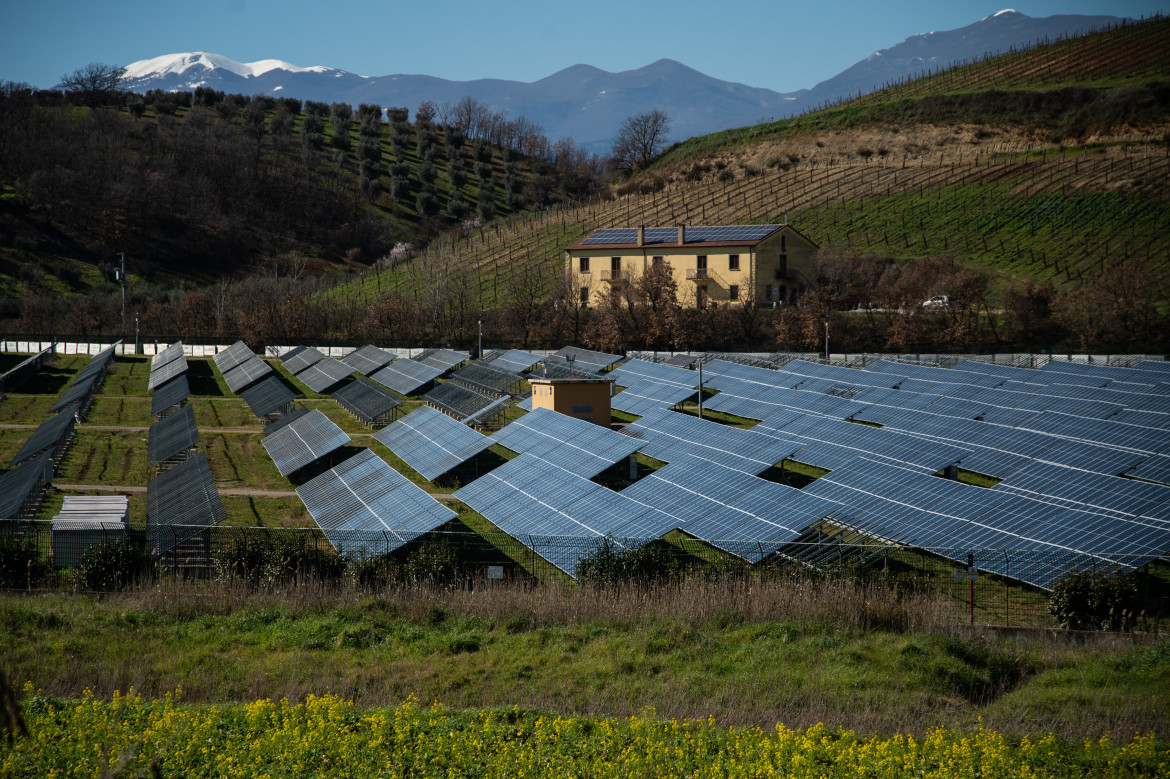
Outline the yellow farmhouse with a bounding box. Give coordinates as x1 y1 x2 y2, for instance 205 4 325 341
565 224 818 308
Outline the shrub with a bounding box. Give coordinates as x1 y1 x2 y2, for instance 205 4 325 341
0 530 51 588
77 537 153 591
400 540 459 587
576 541 687 586
1049 567 1148 631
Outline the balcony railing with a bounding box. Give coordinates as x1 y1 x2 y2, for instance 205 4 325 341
600 269 626 283
686 267 725 286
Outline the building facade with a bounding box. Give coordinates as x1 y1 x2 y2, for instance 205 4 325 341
565 224 817 309
529 377 614 426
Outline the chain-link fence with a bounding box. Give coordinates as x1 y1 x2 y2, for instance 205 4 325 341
4 520 1166 629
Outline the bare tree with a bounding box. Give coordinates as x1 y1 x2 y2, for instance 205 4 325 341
610 109 670 174
57 63 127 107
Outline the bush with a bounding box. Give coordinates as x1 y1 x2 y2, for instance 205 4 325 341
77 537 153 591
401 540 459 586
576 541 687 586
0 530 51 588
1049 567 1148 631
217 536 345 587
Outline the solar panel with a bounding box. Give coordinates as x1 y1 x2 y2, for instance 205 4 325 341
621 408 800 474
151 374 190 416
610 359 696 387
412 348 468 372
480 349 542 375
69 344 118 388
222 355 273 393
212 341 254 374
147 404 200 464
517 395 533 411
341 345 396 375
491 407 643 478
49 379 98 414
0 447 55 519
580 225 781 245
332 376 401 426
262 406 310 437
147 356 188 391
297 448 456 557
611 378 697 417
261 409 351 476
550 345 622 372
452 362 522 395
425 381 503 422
10 404 77 467
373 405 492 481
282 346 326 375
295 358 354 393
1128 453 1170 486
151 342 185 369
240 376 296 418
370 359 444 395
145 451 225 555
996 461 1170 519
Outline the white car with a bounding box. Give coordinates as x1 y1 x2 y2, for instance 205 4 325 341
921 295 950 310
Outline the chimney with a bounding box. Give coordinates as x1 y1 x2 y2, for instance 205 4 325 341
636 225 645 246
677 224 686 246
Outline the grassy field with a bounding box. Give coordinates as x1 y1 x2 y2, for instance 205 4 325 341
0 584 1165 741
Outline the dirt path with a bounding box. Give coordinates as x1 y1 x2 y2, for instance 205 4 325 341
54 483 300 498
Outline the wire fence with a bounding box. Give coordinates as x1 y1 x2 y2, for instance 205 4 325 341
4 520 1166 629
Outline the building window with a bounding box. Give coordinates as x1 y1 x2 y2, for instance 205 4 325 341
729 254 740 271
765 284 773 300
696 286 708 309
571 404 594 415
781 235 787 252
729 284 739 300
611 256 621 272
579 257 590 273
697 255 707 270
580 287 589 306
652 255 664 266
779 254 788 275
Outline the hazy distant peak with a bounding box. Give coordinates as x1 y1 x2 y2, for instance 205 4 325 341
985 9 1023 20
123 51 332 80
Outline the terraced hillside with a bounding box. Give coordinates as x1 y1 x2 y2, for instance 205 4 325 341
356 17 1170 313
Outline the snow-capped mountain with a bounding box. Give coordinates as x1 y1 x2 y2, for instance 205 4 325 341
122 11 1129 153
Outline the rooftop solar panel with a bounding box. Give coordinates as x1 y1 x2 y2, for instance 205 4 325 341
341 345 396 375
151 374 190 417
370 358 444 395
261 409 351 476
491 407 643 478
145 451 225 555
295 358 354 393
621 408 800 474
240 376 296 418
222 355 273 393
373 405 492 481
147 356 188 391
147 404 200 464
580 225 781 246
297 448 457 557
282 346 326 375
332 376 401 426
212 341 254 374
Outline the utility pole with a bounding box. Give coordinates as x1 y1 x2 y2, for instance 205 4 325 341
117 252 127 326
823 313 830 363
477 312 482 359
698 357 703 419
134 311 140 355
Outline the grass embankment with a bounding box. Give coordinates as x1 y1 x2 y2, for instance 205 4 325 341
4 690 1166 778
2 581 1166 740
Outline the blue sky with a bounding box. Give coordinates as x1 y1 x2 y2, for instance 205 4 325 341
2 1 1164 92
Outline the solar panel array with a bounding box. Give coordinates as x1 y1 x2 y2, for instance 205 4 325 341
0 448 56 519
223 356 273 393
261 409 351 476
69 343 119 388
282 346 326 375
212 341 254 374
332 376 401 426
10 405 77 467
490 407 644 478
480 349 542 375
548 345 622 373
341 345 396 375
145 451 226 555
147 352 188 391
453 453 679 575
151 342 186 370
151 375 190 417
262 406 311 437
621 408 800 475
611 378 697 417
373 406 492 481
147 404 200 464
425 381 507 423
451 362 523 395
297 448 457 557
295 358 354 393
240 376 296 418
580 225 781 245
413 348 468 372
370 358 445 395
